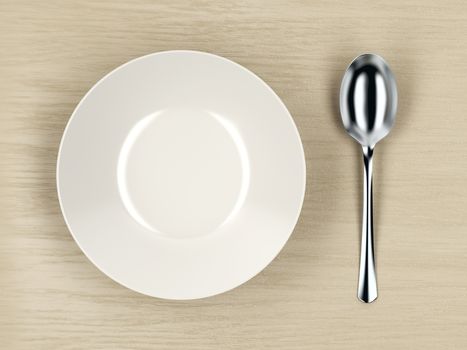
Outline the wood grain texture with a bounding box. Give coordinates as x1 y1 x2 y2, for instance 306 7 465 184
1 0 467 348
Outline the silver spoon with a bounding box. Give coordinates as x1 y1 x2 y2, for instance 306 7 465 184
339 54 397 303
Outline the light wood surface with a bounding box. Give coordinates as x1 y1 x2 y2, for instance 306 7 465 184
2 0 467 348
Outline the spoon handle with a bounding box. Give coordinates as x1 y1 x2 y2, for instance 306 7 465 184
358 146 378 303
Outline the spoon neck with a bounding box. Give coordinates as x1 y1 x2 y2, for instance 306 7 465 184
362 145 374 160
362 145 374 180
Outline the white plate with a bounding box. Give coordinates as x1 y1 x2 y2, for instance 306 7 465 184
57 51 306 299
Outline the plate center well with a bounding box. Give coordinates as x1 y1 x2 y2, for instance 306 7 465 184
117 108 249 238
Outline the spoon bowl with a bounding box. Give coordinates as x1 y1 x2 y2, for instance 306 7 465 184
340 54 397 147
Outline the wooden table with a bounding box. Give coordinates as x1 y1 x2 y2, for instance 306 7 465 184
2 1 467 348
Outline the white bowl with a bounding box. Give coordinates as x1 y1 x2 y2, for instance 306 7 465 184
57 51 306 299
